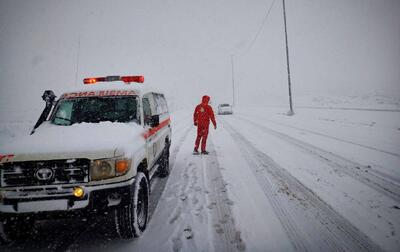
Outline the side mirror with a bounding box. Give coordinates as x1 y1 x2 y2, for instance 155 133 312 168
42 90 56 105
31 90 57 134
150 115 160 128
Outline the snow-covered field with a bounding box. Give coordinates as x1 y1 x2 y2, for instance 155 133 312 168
0 95 399 251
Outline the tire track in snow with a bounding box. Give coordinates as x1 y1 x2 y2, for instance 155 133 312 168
222 118 383 252
169 155 203 252
202 140 246 252
236 113 400 158
292 106 400 113
148 121 192 220
170 121 193 169
221 119 311 252
236 115 400 204
167 130 245 252
158 122 193 226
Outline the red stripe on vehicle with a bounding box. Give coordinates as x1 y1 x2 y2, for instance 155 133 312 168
0 154 14 163
143 118 171 139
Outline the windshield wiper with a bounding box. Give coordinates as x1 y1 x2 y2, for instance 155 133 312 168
55 116 72 122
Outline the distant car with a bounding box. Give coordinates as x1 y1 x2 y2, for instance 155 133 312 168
217 103 233 115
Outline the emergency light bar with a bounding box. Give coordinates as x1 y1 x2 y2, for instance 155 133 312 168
83 75 144 84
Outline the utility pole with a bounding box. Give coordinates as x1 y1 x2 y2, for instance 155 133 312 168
231 55 236 107
282 0 294 115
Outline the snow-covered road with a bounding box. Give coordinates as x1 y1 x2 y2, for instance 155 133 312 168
1 107 399 251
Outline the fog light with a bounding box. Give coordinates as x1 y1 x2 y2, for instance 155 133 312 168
73 187 84 198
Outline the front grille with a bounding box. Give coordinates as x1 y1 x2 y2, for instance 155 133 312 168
0 159 90 187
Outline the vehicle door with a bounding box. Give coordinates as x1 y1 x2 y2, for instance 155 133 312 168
142 93 157 169
153 93 170 156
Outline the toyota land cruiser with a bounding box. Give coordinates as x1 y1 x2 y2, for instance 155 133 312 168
0 75 171 242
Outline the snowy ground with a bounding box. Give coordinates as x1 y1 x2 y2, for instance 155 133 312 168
1 96 400 251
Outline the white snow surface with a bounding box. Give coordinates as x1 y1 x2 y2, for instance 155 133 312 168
0 121 145 160
0 96 400 251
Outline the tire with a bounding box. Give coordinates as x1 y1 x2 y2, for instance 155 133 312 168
158 144 170 178
0 217 35 244
114 172 149 239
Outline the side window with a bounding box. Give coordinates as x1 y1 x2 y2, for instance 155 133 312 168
142 97 151 126
154 93 168 115
159 94 168 115
153 94 159 115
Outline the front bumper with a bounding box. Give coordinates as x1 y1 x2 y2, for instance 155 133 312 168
218 111 233 115
0 178 135 218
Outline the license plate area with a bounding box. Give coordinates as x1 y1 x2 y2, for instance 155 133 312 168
18 199 68 212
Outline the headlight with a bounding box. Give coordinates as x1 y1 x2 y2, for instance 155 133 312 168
90 157 131 181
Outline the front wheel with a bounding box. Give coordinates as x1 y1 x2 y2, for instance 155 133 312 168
114 172 149 239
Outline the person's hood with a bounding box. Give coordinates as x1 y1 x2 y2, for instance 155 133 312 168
0 121 145 162
201 95 210 105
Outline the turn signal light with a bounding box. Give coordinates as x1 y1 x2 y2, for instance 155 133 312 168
116 160 130 174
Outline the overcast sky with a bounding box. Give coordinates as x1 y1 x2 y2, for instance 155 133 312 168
0 0 399 111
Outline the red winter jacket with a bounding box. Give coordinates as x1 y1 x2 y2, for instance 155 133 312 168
193 95 216 128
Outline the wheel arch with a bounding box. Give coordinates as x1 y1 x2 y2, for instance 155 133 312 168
137 159 149 182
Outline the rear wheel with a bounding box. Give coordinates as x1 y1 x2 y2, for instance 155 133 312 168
158 144 170 178
114 172 149 239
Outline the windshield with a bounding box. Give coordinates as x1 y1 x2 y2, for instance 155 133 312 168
51 96 139 126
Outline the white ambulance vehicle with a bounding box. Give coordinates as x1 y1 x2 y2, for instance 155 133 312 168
0 75 171 242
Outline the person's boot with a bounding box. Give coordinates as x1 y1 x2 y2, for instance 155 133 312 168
193 148 199 155
201 150 209 155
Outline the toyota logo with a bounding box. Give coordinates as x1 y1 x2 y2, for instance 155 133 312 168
35 168 54 181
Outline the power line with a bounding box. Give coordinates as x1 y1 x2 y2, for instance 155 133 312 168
238 0 277 56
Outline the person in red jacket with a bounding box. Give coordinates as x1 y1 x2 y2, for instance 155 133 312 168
193 95 217 155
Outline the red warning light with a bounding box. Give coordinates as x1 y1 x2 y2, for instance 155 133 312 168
83 77 106 84
83 78 97 84
121 76 144 83
83 75 144 84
